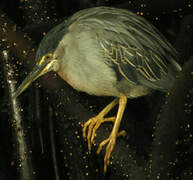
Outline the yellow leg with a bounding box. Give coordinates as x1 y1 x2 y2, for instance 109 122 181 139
97 93 127 173
82 93 127 173
83 98 118 150
96 130 126 154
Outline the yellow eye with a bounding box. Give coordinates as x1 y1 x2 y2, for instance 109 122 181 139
39 53 52 65
45 53 52 59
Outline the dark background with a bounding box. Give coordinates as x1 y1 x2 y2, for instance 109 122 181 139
0 0 193 179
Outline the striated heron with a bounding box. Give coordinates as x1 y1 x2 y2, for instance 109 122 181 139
13 6 182 172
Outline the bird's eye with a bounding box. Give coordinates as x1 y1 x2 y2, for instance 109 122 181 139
44 53 52 60
38 53 52 65
44 56 49 60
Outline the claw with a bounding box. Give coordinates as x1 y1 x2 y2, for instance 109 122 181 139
82 95 127 173
87 117 98 150
96 130 127 173
90 117 116 143
83 119 92 138
83 116 116 151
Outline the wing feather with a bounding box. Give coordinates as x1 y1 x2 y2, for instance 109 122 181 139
70 6 181 89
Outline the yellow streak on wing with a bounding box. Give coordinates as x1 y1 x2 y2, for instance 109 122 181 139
124 56 136 67
124 48 134 57
114 48 118 62
154 54 168 69
111 46 118 62
100 41 119 64
136 51 143 57
142 67 155 81
153 54 168 75
118 64 136 85
137 68 152 81
100 41 108 52
109 43 114 55
152 56 167 75
108 54 119 64
118 47 124 64
144 60 160 80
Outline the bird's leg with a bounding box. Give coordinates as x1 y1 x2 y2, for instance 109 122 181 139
96 93 127 173
83 98 118 150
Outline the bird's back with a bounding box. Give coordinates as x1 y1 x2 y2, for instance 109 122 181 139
68 6 181 91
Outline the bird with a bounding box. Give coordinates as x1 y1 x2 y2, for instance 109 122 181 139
13 6 182 173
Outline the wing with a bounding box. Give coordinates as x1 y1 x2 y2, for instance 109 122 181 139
97 28 180 90
69 6 181 89
99 38 169 84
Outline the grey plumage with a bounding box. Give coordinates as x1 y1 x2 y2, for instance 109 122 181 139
36 6 181 97
15 6 182 99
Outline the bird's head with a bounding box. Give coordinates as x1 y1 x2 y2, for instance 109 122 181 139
13 53 60 99
13 19 69 99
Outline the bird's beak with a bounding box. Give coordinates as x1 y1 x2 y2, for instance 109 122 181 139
13 55 54 99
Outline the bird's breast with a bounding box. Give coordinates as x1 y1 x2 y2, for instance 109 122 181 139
57 69 85 91
57 60 120 97
55 28 119 97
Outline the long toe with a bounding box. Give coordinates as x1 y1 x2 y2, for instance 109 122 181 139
83 119 93 138
104 134 116 173
90 117 116 144
83 116 116 151
96 130 126 172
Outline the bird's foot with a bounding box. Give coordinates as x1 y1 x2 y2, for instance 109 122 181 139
83 116 116 151
82 95 127 172
96 130 126 173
